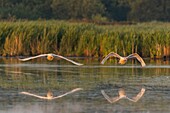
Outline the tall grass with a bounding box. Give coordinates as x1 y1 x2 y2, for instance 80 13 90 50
0 20 170 58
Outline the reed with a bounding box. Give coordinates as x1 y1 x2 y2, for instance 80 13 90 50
0 20 169 58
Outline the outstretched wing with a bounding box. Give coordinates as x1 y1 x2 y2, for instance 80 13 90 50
101 90 121 103
52 88 83 99
126 88 145 102
126 53 146 67
19 92 48 99
101 52 121 64
52 54 83 66
18 54 48 61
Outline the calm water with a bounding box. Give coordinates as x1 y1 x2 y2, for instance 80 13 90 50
0 57 169 113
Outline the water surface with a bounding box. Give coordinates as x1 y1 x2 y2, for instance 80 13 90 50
0 57 169 113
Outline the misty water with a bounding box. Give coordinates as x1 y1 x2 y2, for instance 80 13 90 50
0 57 169 113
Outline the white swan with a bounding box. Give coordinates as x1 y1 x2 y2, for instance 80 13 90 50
101 88 145 103
19 88 83 100
101 52 146 67
18 53 83 66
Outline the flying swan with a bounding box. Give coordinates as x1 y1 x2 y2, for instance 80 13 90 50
101 52 146 67
101 88 145 103
18 53 83 66
19 88 83 100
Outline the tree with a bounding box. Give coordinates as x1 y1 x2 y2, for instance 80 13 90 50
101 0 130 21
0 0 52 20
128 0 170 21
0 0 170 21
51 0 105 20
51 0 71 19
80 0 105 19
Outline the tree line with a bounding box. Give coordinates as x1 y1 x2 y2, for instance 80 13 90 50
0 0 169 22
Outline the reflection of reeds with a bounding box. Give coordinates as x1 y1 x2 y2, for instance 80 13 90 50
0 21 170 58
0 58 169 89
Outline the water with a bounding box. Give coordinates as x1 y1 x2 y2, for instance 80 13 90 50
0 57 169 113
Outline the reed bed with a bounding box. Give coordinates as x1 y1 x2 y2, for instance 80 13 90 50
0 20 170 58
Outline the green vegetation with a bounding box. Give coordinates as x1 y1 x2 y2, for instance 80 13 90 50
0 0 170 22
0 20 170 58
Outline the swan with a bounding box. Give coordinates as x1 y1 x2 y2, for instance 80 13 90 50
101 52 146 67
19 88 83 100
101 88 145 103
18 53 83 66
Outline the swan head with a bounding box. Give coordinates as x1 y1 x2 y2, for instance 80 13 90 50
119 58 127 64
47 91 53 99
47 54 54 61
119 88 126 98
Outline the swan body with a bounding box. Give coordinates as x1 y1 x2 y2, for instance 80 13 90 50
18 53 83 66
101 88 145 103
20 88 83 100
101 52 146 67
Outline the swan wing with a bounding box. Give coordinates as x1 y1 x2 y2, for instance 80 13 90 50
51 54 83 66
126 53 146 67
101 52 121 64
19 92 48 99
101 90 121 103
126 88 145 102
52 88 83 99
18 54 48 61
